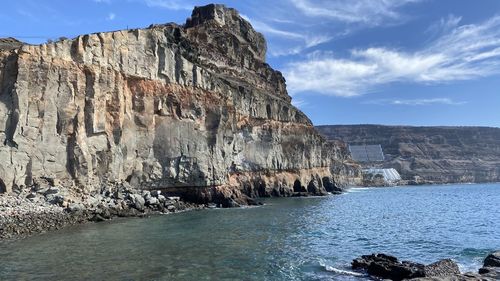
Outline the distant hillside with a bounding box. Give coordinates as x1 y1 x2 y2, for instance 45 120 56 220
316 125 500 184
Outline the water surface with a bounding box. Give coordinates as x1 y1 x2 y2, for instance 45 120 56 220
1 184 499 280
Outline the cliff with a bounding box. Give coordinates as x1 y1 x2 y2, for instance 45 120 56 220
0 4 359 205
316 125 500 184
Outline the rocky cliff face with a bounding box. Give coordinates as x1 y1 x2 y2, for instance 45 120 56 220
0 4 358 204
317 125 500 184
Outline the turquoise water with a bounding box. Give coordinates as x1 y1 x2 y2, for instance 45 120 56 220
1 184 499 280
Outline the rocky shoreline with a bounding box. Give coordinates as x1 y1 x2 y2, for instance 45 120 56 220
352 252 500 280
0 182 207 240
1 178 339 240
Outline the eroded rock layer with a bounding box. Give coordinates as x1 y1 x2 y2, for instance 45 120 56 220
0 4 359 202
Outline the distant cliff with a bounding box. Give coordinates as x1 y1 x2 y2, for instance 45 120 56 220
316 125 500 184
0 4 359 204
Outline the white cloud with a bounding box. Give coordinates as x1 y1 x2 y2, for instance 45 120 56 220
284 15 500 97
366 98 467 106
242 16 333 57
106 12 116 21
290 0 421 26
426 14 462 36
94 0 111 3
142 0 192 10
241 0 423 58
247 19 304 40
269 46 304 57
291 98 308 108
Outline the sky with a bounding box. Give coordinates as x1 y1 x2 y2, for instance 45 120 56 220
1 0 500 127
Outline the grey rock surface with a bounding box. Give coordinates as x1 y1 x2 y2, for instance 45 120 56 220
353 252 499 281
0 4 360 204
423 259 460 278
483 251 500 267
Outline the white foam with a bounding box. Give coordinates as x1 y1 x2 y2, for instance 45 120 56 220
345 187 372 193
319 261 365 277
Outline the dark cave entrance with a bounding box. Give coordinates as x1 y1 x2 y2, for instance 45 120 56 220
322 177 335 192
293 179 304 192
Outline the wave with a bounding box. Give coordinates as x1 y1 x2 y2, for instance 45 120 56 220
345 187 372 193
319 261 365 277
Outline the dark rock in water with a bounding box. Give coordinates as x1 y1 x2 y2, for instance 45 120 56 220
352 253 398 269
291 192 309 197
246 197 257 206
483 251 500 267
352 254 462 280
477 251 500 280
423 259 460 277
478 267 500 280
353 252 500 280
226 199 240 208
352 253 424 280
90 214 106 222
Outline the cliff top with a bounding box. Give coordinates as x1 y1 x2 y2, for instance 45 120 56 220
3 4 290 102
0 37 24 51
316 124 500 132
186 4 241 28
2 4 267 62
184 4 267 61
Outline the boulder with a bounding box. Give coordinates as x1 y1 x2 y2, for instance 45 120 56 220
157 195 166 203
146 196 159 206
166 204 176 212
478 267 500 279
90 214 106 222
129 194 145 211
66 203 85 213
477 251 500 280
43 187 60 195
352 254 460 280
352 254 424 280
45 194 64 205
151 190 162 198
423 259 460 277
26 192 37 199
113 191 125 200
483 251 500 267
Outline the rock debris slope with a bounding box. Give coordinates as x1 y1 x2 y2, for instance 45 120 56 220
0 4 359 204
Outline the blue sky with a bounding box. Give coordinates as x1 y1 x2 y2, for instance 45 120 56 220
1 0 500 127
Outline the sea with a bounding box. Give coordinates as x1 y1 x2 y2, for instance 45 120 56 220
1 183 499 280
